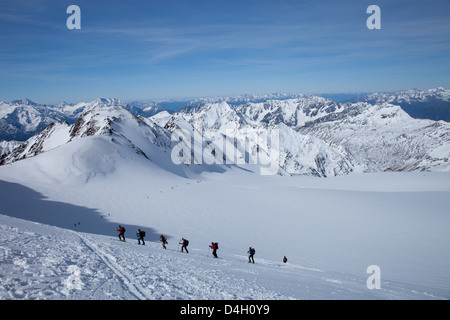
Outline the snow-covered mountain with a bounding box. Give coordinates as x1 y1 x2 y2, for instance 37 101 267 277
0 98 168 141
186 92 306 107
234 96 346 129
298 102 450 172
355 87 450 105
163 100 358 177
0 104 188 178
354 87 450 121
124 101 166 118
163 96 449 176
1 87 449 142
1 94 449 177
0 99 70 141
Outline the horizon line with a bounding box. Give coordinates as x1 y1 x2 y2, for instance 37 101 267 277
1 86 447 106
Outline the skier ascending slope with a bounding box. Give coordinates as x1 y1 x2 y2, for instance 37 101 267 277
209 242 219 258
248 247 255 264
117 225 126 242
160 235 168 249
136 229 146 245
179 238 189 253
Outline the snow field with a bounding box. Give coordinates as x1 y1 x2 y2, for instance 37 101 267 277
2 214 446 300
0 170 449 299
0 214 291 300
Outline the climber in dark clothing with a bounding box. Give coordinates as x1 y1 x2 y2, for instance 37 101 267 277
209 242 218 258
179 238 189 253
248 247 255 263
137 229 146 245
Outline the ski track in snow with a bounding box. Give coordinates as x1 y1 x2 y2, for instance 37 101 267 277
1 214 447 300
73 233 148 300
76 232 291 300
0 216 291 300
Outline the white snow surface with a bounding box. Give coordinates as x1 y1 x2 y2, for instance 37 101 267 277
0 155 449 299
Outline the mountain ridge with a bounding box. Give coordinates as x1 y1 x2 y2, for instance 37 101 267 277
0 90 449 177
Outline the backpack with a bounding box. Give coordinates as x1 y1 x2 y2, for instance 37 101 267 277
141 231 146 237
185 239 189 246
215 242 219 250
122 227 126 233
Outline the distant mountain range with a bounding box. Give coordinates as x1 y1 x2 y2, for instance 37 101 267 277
1 88 448 177
352 87 450 122
0 98 163 142
1 87 449 142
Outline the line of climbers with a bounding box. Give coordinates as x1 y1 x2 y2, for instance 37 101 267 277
116 225 288 264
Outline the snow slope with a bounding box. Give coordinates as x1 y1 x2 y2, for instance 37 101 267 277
0 163 449 299
1 195 448 301
0 214 291 300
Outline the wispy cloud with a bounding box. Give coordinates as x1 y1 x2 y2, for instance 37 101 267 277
1 0 449 102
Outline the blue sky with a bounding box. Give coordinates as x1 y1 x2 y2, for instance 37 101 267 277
0 0 449 104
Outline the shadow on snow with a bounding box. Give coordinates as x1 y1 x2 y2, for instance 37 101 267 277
0 180 161 243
